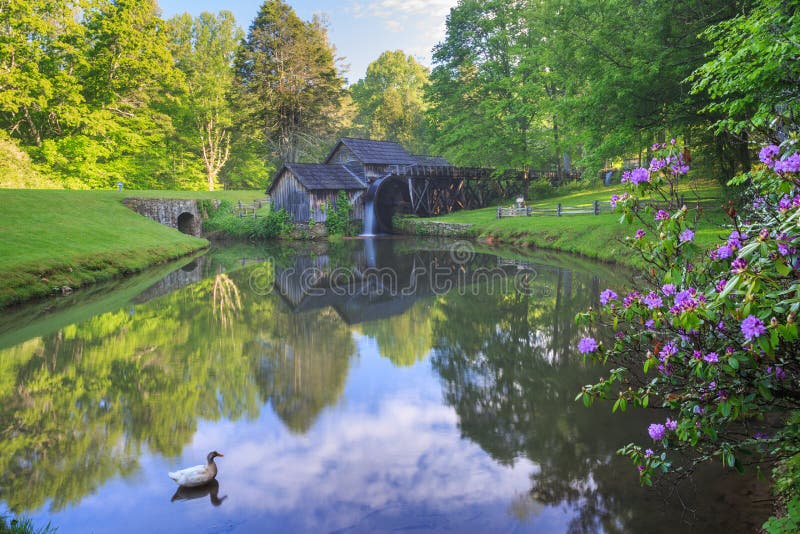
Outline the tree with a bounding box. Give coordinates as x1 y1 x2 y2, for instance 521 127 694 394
167 11 243 191
350 50 430 153
427 0 546 171
0 0 86 146
232 0 345 166
690 0 800 140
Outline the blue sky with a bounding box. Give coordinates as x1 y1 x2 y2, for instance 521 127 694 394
157 0 459 83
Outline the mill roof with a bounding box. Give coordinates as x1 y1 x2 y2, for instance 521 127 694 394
326 137 418 165
414 155 451 166
269 164 366 193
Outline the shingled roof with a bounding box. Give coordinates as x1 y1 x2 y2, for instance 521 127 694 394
414 155 451 166
327 137 418 165
269 164 366 192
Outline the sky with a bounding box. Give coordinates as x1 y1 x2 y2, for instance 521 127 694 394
157 0 460 83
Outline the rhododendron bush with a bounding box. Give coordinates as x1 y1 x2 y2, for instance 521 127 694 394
576 140 800 486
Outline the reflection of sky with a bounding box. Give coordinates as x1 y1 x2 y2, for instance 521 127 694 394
16 332 573 533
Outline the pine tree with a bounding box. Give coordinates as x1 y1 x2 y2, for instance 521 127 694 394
232 0 345 165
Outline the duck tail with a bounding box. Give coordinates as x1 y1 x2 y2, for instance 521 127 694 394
168 471 180 482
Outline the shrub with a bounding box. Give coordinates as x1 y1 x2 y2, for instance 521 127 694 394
325 190 353 236
575 139 800 487
203 200 289 240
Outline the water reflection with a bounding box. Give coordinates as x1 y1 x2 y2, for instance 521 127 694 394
0 239 769 532
171 480 227 507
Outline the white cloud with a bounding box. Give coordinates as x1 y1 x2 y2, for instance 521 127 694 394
350 0 458 61
187 395 543 532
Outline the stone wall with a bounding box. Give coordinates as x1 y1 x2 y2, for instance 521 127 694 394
392 217 476 238
123 197 203 237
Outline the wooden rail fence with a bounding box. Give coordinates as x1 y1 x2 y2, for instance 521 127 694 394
497 198 718 218
235 198 271 218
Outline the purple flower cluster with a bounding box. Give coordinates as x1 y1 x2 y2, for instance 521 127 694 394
730 257 747 274
775 153 800 173
759 145 780 166
777 233 796 256
760 145 800 173
600 289 618 306
655 210 670 221
767 366 787 381
659 342 678 361
741 315 766 341
635 229 646 240
665 418 678 431
624 291 641 308
679 229 694 243
671 288 702 312
578 337 598 354
648 423 666 441
703 352 719 364
610 194 620 208
709 244 732 260
643 291 663 310
661 284 676 296
630 167 651 185
650 158 667 172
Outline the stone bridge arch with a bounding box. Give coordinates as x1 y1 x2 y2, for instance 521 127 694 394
123 198 203 237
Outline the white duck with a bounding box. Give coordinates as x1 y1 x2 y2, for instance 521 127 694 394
168 451 224 487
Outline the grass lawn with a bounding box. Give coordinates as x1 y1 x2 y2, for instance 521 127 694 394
424 178 732 268
0 189 265 307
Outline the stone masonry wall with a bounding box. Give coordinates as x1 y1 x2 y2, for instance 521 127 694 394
392 217 476 238
122 197 203 237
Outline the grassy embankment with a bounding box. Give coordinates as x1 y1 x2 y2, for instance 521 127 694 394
0 189 266 308
411 179 731 269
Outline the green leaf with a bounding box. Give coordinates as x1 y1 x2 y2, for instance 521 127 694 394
719 275 740 299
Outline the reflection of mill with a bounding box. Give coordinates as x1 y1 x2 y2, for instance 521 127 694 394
272 242 572 325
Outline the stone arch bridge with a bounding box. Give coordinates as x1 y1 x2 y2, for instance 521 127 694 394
123 197 204 237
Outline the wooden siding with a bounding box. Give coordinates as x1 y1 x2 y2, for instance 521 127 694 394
271 170 310 222
272 169 365 223
329 145 355 164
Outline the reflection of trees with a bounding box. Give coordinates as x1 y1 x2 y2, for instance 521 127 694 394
430 267 763 533
359 300 435 366
256 306 354 433
0 263 355 513
430 268 645 531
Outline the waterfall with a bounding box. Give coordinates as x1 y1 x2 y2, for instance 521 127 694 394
362 198 376 236
604 170 614 186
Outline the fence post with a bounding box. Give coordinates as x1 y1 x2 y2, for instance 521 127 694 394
594 200 599 215
527 206 531 217
497 206 502 219
557 203 562 217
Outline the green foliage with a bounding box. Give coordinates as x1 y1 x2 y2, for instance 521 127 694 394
427 0 751 179
0 514 55 534
203 200 290 240
232 0 345 165
166 11 243 191
324 191 353 236
350 50 431 153
764 497 800 534
575 139 800 493
0 132 65 189
691 0 800 137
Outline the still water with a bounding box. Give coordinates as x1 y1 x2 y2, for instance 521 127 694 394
0 239 769 533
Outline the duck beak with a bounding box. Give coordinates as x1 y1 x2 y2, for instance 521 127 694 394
217 452 224 457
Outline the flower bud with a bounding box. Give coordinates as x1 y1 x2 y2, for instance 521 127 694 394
771 317 779 327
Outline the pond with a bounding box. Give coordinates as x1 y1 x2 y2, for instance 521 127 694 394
0 239 770 533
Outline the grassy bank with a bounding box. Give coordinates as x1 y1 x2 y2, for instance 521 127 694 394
0 189 265 308
399 179 731 269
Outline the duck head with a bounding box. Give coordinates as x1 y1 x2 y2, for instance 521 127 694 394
206 451 224 463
